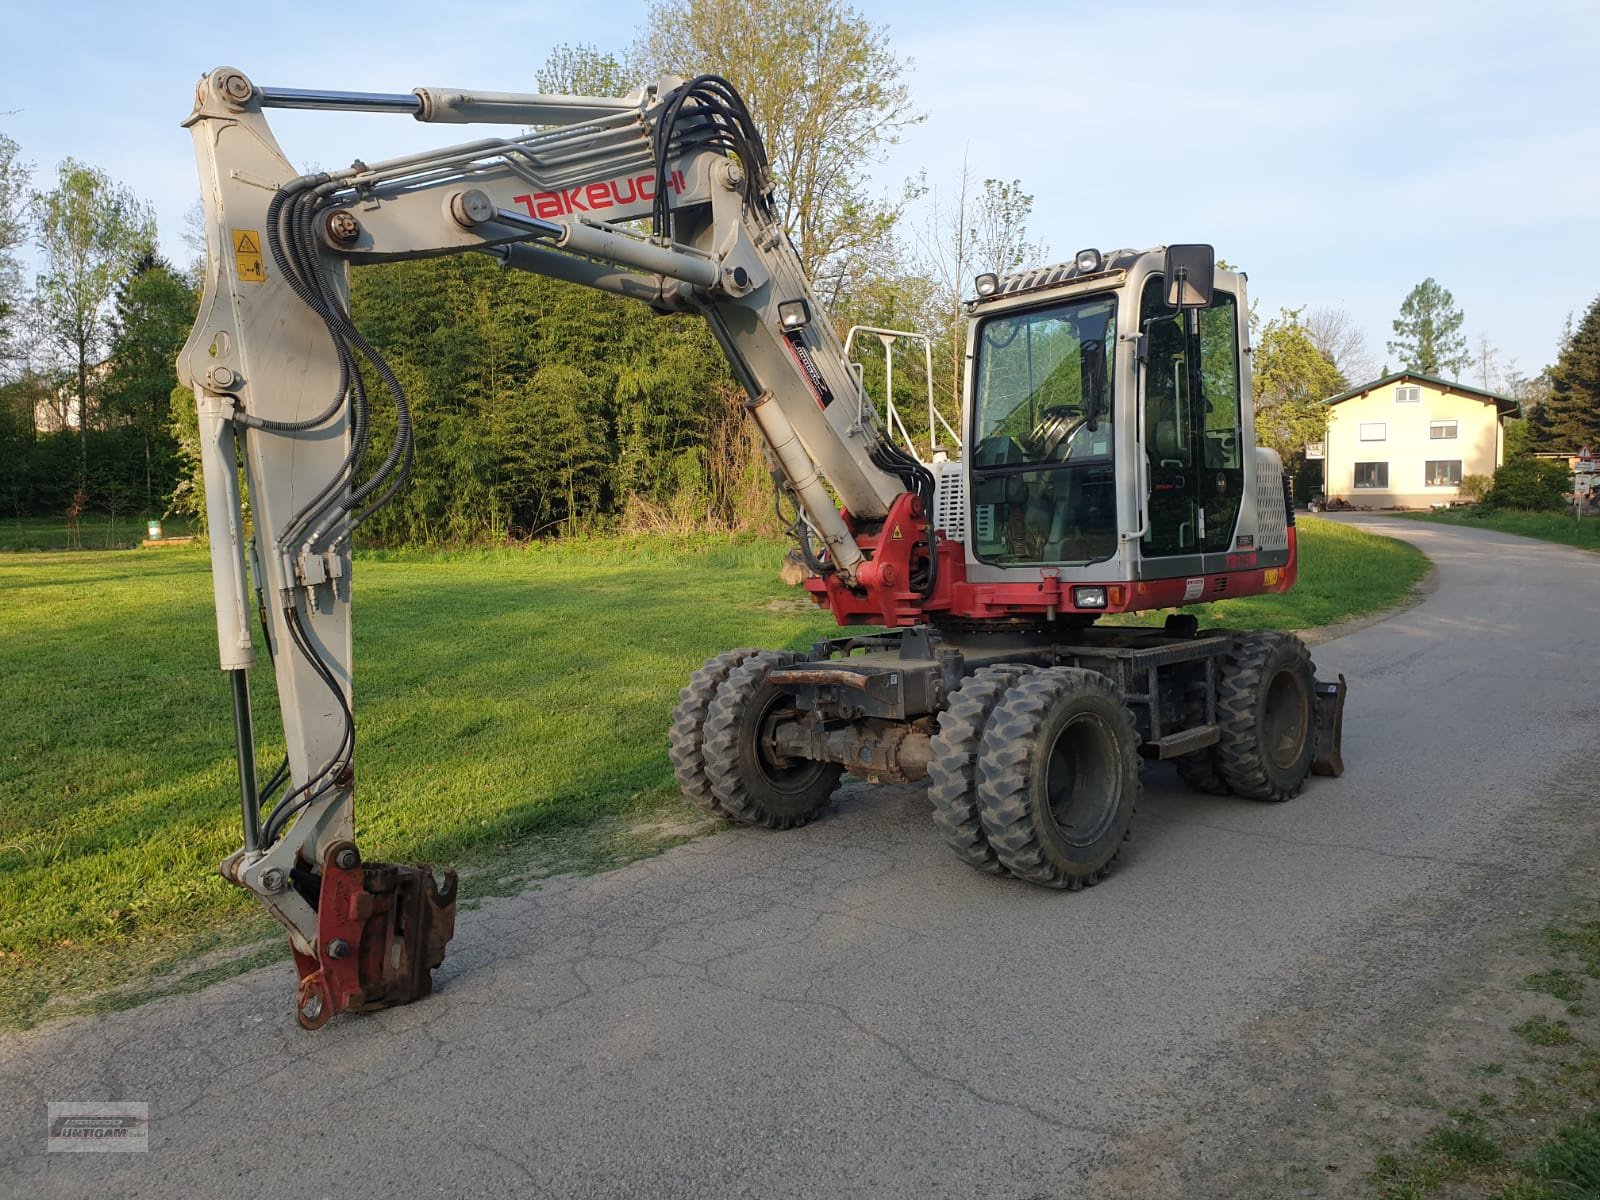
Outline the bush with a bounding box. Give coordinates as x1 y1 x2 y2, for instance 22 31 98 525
1484 457 1571 512
1460 474 1492 503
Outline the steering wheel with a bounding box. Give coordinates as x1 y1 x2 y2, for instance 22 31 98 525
1026 404 1084 459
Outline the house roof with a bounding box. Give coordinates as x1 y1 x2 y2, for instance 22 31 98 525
1324 370 1521 417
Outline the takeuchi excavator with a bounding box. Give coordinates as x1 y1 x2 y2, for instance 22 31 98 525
178 67 1347 1028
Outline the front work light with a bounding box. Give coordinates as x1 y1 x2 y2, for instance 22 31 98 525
778 299 812 330
974 272 999 297
1074 247 1103 274
1073 586 1108 609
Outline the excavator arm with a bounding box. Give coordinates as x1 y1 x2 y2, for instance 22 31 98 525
176 67 929 1027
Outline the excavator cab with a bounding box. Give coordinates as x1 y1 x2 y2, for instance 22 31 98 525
949 244 1292 615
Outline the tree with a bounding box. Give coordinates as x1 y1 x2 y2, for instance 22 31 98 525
536 42 634 96
913 163 1048 416
1387 277 1469 377
1530 293 1600 452
1305 307 1374 385
1252 307 1344 463
971 179 1046 278
1472 332 1499 392
0 129 31 380
637 0 921 288
32 159 156 478
103 254 198 506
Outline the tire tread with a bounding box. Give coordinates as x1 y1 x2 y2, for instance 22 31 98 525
975 667 1140 890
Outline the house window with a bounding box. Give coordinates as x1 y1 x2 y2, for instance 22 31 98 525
1395 386 1421 403
1359 422 1387 441
1354 462 1389 489
1429 420 1458 439
1425 460 1463 487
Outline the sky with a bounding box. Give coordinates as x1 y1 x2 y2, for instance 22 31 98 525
3 0 1596 386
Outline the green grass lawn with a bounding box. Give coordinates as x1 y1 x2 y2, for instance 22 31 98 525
1398 508 1600 555
2 513 197 552
0 520 1425 1028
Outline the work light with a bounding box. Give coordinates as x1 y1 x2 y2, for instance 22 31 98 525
778 299 811 330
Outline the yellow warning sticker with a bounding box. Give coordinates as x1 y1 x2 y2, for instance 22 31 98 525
890 524 903 540
232 230 265 282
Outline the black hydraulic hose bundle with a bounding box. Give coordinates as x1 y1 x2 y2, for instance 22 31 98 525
253 175 418 844
260 605 357 845
264 178 416 545
650 75 774 243
648 77 940 601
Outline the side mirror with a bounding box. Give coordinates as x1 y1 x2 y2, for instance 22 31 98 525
1164 243 1215 309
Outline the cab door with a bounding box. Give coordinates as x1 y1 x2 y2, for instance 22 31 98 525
1139 276 1245 563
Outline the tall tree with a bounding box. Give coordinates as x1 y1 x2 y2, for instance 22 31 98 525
1530 293 1600 452
103 254 198 505
1387 277 1469 377
1252 307 1344 463
915 161 976 409
1305 307 1374 385
0 129 31 380
1473 332 1500 392
637 0 922 289
971 179 1046 278
33 159 156 477
914 165 1047 411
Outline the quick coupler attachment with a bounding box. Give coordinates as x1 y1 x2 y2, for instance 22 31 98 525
1311 673 1348 778
288 841 458 1030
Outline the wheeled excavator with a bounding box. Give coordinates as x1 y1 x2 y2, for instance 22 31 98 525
178 67 1347 1028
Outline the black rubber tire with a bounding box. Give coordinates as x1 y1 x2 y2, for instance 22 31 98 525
1215 632 1316 802
668 648 762 817
927 665 1040 876
1173 688 1232 796
1175 749 1232 795
703 651 843 829
975 667 1141 890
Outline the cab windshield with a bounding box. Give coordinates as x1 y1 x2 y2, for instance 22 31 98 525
969 294 1117 565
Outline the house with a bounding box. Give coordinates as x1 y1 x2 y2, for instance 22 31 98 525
1321 370 1519 508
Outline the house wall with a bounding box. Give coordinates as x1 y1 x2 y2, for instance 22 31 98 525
1325 381 1502 507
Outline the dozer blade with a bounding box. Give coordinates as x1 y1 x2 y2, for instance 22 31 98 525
289 841 458 1030
1311 673 1348 778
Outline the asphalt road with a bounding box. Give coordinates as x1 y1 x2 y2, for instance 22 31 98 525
4 516 1599 1198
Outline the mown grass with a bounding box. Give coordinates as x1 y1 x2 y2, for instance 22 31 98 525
0 521 1424 1029
1369 902 1600 1200
1401 508 1600 555
1 514 197 552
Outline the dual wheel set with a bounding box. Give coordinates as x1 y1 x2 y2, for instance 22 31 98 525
668 632 1318 891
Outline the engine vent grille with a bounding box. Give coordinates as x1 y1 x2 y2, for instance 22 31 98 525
1254 451 1291 552
932 461 966 544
